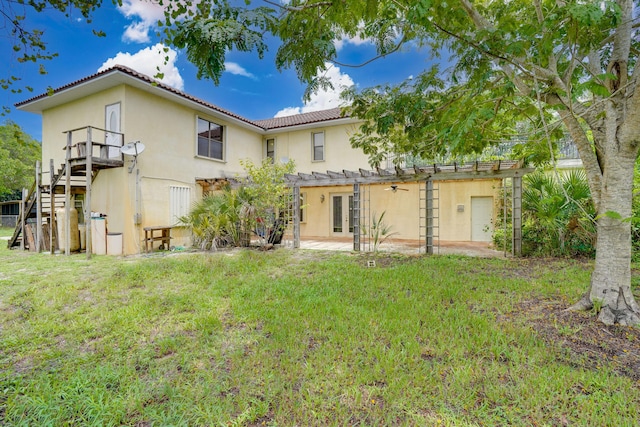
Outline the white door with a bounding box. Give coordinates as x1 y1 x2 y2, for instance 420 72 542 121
471 197 493 242
331 193 354 236
105 103 121 158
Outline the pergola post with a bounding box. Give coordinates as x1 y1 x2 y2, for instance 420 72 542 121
353 183 360 251
292 185 300 249
426 180 434 255
512 176 523 256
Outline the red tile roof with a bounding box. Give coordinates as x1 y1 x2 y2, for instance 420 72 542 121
15 65 259 127
254 107 349 129
16 65 353 131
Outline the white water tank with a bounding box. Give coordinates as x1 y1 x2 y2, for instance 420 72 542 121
56 206 80 252
91 218 107 255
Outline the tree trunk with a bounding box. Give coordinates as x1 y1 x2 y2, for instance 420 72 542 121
574 146 640 325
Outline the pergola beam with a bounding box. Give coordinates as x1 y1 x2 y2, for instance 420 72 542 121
287 168 533 188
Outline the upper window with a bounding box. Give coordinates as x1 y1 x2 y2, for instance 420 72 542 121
266 138 275 162
312 131 325 162
197 117 224 160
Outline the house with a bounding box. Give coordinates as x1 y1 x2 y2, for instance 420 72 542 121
13 65 529 255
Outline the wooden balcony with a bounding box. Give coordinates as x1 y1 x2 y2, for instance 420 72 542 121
65 126 125 174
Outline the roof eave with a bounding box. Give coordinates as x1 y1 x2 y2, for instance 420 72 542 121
15 67 266 133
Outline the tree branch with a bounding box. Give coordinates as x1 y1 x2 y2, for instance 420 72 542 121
557 108 603 208
261 0 332 12
330 35 407 68
533 0 544 24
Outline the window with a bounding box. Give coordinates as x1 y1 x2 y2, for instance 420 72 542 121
197 117 224 160
170 186 191 225
312 131 324 161
266 138 275 162
300 192 306 223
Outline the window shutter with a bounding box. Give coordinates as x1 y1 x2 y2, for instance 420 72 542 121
169 186 191 225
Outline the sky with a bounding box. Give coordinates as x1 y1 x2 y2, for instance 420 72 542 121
0 0 436 141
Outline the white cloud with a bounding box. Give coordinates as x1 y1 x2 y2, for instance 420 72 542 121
98 43 184 91
274 63 355 118
118 0 165 43
334 34 371 51
122 22 152 43
275 107 303 117
224 62 256 80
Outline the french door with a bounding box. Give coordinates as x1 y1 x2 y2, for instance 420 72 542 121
331 193 354 236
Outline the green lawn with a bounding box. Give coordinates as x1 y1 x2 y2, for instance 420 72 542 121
0 226 13 238
0 244 638 426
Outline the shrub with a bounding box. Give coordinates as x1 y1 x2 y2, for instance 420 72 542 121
179 185 252 250
494 170 596 257
180 159 296 250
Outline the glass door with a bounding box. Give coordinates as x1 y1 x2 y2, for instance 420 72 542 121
331 193 354 236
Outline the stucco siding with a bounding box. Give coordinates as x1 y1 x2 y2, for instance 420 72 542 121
298 179 501 243
268 123 370 174
41 85 127 167
437 180 499 241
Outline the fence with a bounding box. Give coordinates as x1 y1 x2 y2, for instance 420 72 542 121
1 215 18 228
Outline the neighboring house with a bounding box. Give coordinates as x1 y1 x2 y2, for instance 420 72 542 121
14 66 529 255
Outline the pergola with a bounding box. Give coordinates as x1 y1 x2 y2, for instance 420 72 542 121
285 160 534 255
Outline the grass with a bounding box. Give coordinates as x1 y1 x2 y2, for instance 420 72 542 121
0 226 13 238
0 241 639 426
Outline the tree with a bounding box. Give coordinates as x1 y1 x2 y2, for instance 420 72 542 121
179 159 295 249
0 121 41 200
1 0 107 112
162 0 640 325
238 158 296 247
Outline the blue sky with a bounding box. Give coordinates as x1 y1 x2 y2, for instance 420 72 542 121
1 1 436 141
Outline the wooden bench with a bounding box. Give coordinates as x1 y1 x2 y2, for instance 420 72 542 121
143 226 173 252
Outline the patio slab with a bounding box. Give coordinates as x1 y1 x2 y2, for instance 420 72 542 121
297 237 507 258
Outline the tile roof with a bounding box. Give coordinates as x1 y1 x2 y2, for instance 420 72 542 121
254 107 349 129
16 65 352 131
16 65 260 128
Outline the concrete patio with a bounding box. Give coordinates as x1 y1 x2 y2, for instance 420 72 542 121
296 237 507 258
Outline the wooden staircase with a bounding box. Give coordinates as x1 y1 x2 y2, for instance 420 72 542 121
8 126 124 252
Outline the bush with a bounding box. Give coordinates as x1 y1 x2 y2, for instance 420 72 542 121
179 185 252 250
494 170 596 257
180 159 296 250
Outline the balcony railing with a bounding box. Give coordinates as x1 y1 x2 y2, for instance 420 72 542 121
63 126 124 164
386 137 580 169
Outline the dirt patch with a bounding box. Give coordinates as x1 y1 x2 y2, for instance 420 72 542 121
510 298 640 381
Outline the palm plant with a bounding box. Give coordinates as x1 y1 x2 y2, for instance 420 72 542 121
521 170 595 256
362 211 398 253
179 184 253 250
